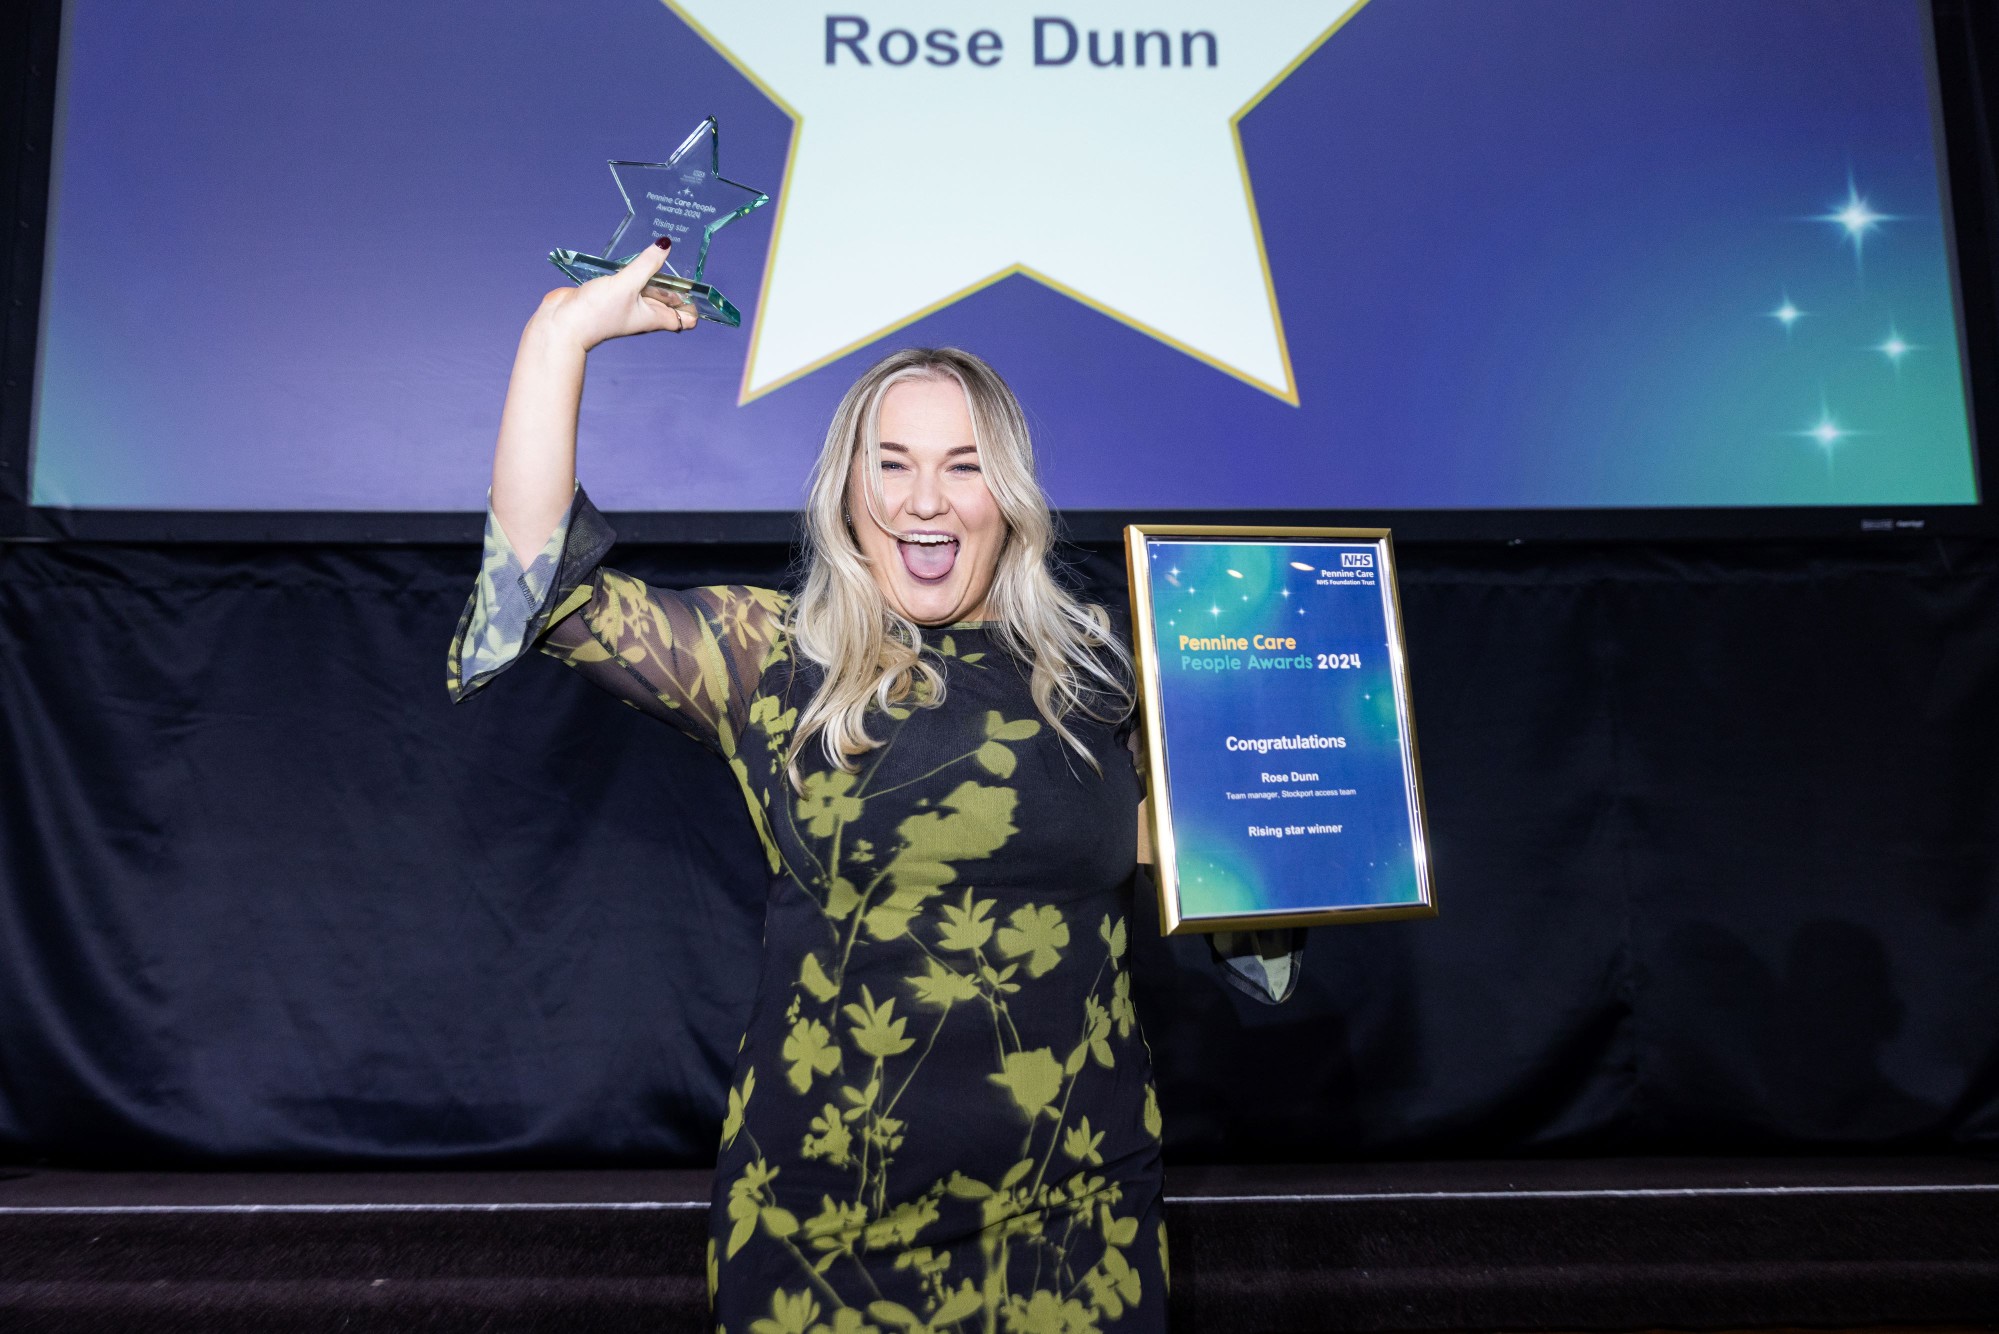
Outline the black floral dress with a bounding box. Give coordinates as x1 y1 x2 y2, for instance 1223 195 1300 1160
450 490 1167 1334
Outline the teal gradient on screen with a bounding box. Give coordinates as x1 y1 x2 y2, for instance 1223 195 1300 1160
29 0 1982 513
1148 541 1421 921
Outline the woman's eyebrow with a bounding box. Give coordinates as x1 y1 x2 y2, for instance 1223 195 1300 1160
877 441 979 458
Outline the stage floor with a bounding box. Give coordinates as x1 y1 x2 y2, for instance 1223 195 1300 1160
3 1157 1996 1331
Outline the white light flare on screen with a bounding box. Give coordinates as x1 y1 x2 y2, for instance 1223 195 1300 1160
1875 328 1918 371
1815 179 1895 266
1793 404 1859 469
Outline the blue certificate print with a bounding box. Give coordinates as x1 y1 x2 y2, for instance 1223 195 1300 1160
1127 531 1434 932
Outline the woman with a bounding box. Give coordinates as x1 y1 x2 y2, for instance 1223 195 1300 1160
449 242 1287 1333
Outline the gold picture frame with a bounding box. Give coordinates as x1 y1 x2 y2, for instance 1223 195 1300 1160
1125 524 1437 934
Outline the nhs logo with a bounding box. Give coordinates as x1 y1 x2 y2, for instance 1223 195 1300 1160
1341 551 1375 569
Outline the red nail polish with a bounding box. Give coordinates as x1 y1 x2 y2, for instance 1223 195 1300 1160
654 236 673 252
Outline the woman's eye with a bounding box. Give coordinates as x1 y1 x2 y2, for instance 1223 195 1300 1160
951 463 982 474
879 460 907 471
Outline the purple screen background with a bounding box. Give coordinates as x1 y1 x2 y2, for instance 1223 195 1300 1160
29 0 1982 515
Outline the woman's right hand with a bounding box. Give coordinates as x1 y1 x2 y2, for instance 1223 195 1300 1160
533 241 699 351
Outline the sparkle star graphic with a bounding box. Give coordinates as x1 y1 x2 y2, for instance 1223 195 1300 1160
1792 398 1863 468
664 1 1372 401
1814 178 1896 265
1875 326 1919 369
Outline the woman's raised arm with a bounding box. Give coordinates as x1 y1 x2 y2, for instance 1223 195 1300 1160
452 243 788 777
489 241 694 556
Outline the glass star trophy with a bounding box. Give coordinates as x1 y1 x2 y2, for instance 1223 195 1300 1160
549 115 770 327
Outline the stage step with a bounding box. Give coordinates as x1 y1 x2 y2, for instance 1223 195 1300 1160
2 1159 1995 1331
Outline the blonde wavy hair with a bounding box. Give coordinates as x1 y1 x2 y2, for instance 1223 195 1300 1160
786 347 1131 786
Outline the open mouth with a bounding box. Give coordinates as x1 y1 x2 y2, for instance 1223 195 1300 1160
897 530 960 583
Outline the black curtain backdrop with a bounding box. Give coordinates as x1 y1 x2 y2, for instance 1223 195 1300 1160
2 536 1996 1168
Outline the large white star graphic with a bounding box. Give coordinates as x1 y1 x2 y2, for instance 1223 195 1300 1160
665 1 1371 402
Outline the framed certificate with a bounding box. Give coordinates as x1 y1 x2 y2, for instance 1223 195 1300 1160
1125 525 1436 934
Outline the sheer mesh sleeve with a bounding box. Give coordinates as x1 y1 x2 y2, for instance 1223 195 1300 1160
446 485 616 703
539 575 790 759
446 486 789 760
